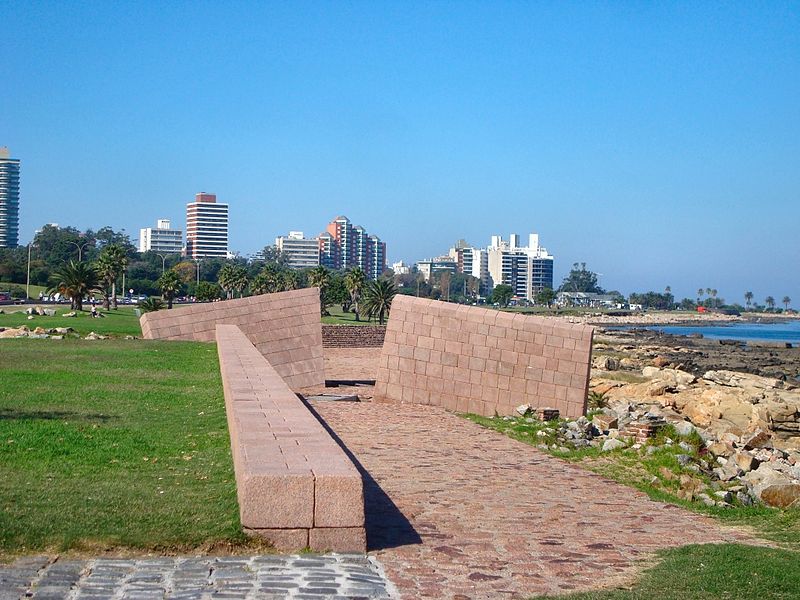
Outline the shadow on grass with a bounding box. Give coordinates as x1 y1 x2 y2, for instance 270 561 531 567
0 409 116 422
301 397 422 551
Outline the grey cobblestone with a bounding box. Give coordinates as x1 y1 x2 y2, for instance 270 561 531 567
0 554 395 599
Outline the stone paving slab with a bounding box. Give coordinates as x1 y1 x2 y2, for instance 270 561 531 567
312 401 757 599
0 554 396 599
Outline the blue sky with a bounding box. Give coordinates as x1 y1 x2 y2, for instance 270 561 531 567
3 2 799 304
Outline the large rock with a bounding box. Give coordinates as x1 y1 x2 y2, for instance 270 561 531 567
703 370 783 391
593 355 620 371
760 484 800 508
642 367 696 387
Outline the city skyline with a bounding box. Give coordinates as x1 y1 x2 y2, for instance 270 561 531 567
3 3 798 303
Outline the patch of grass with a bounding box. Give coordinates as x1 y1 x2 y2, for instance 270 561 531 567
0 306 142 337
322 305 382 326
464 413 800 549
0 339 251 559
534 543 800 599
594 371 648 384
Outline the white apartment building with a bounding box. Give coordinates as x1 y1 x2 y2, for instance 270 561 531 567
138 219 183 253
186 193 229 259
392 261 411 275
487 233 554 301
275 231 321 269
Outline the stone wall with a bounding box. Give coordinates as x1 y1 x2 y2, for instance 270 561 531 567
140 288 324 390
375 296 594 418
216 324 365 552
321 325 386 348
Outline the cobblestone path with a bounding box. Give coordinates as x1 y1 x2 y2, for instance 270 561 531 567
0 554 395 599
312 401 756 599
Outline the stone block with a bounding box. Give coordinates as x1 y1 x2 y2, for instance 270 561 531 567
245 528 309 552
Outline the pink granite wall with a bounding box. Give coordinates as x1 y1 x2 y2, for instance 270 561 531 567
375 296 594 418
140 288 323 389
216 324 365 552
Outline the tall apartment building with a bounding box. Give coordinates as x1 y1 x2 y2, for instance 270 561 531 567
275 231 320 269
487 233 554 301
139 219 183 253
185 193 229 259
318 215 386 280
0 147 20 248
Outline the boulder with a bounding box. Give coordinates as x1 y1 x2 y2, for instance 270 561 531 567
602 438 626 452
740 428 771 450
515 404 532 416
760 484 800 508
674 421 696 436
593 355 620 371
704 370 783 391
652 356 671 368
593 413 618 431
642 367 696 387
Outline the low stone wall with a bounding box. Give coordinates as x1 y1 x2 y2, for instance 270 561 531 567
140 288 324 390
322 325 386 348
375 296 594 418
215 324 365 552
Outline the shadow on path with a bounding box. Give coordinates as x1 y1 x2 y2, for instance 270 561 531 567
301 397 422 551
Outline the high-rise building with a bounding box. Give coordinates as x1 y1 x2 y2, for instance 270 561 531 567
0 147 20 248
487 232 554 301
318 215 386 279
139 219 183 253
275 231 321 269
186 193 229 258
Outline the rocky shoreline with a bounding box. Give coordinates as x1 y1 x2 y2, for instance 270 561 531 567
575 326 800 507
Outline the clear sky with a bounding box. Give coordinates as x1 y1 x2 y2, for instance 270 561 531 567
3 1 799 304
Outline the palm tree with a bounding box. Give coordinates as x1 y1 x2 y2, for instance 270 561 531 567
218 264 248 299
783 296 791 311
360 279 397 325
308 266 331 315
157 269 184 309
95 244 128 309
765 296 776 311
344 267 366 321
711 289 718 308
281 270 300 291
744 291 753 309
697 288 704 305
48 260 102 311
251 264 282 295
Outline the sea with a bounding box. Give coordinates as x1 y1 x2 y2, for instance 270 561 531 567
641 319 800 345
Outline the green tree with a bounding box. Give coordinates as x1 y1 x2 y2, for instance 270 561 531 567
744 291 754 309
218 264 248 299
535 287 557 307
491 284 514 307
281 269 300 291
344 267 367 320
251 264 283 295
195 281 223 302
765 296 776 310
697 288 704 304
95 244 129 309
157 269 184 309
308 266 332 315
710 288 718 309
361 279 397 325
558 262 604 293
783 296 791 311
48 260 102 311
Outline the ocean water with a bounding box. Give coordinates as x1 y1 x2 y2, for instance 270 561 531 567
647 320 800 345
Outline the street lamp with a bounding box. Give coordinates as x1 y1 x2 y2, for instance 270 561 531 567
68 239 92 261
195 258 202 286
156 253 168 274
26 242 34 300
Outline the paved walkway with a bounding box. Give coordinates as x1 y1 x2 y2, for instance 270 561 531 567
311 401 756 599
0 554 395 599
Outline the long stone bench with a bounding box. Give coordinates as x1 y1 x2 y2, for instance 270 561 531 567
215 324 366 552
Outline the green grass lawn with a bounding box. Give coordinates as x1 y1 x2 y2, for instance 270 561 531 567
0 306 143 337
321 304 383 326
0 338 253 559
535 543 800 599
